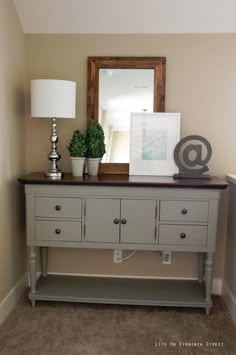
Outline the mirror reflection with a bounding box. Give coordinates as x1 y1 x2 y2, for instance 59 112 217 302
98 69 154 163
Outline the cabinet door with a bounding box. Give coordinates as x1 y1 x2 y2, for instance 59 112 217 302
85 198 120 243
120 199 156 244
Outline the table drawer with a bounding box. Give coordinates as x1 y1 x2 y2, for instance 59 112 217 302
160 200 208 222
36 220 82 242
159 225 207 246
35 197 82 219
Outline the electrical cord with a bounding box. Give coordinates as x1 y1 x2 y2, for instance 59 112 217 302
121 250 136 262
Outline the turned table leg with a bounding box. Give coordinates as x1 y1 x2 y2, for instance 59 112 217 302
29 246 37 307
198 253 205 283
204 252 214 315
40 247 48 277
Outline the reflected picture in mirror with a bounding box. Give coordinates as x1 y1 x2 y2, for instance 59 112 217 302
99 69 154 163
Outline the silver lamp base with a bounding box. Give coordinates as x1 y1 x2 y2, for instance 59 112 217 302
45 117 62 179
45 171 63 179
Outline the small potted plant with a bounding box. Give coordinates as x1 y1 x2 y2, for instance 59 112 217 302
85 122 106 176
67 129 87 176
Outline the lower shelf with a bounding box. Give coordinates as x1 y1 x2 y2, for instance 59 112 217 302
29 275 212 310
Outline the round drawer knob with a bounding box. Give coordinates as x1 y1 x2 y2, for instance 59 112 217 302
121 219 127 225
113 218 119 224
180 233 186 239
55 205 61 211
55 228 61 235
181 209 187 215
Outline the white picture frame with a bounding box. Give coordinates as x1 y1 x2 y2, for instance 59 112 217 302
129 112 181 176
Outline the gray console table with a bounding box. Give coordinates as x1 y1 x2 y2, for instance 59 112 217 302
19 173 227 314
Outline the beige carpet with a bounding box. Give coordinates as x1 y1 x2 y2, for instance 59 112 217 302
0 294 236 355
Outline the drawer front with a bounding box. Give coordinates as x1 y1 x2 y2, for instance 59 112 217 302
35 197 82 219
160 200 208 222
159 225 207 246
36 221 82 242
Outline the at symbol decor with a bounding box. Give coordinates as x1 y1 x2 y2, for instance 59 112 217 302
173 135 212 179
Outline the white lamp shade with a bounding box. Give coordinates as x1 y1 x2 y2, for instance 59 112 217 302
31 79 76 118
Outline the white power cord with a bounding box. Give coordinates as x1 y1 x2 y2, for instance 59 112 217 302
121 250 136 262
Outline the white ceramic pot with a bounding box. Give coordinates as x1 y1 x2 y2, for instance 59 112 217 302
86 158 101 176
70 157 85 177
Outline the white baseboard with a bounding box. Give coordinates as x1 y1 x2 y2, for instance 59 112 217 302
38 272 223 295
48 272 199 280
222 281 236 324
0 274 28 327
212 278 222 295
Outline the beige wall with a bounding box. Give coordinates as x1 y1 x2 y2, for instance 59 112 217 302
0 1 26 302
25 34 235 279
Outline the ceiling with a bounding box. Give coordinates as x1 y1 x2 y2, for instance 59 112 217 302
14 0 236 34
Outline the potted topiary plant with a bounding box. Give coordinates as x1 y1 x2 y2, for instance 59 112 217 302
67 129 87 176
85 122 106 176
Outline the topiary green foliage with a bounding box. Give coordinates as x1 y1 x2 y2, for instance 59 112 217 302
67 130 87 157
85 122 106 158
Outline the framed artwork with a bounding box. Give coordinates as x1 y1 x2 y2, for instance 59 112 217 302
129 112 181 176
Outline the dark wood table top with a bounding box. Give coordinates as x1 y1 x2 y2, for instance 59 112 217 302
18 172 228 189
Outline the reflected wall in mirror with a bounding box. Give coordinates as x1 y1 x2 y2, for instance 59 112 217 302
87 57 166 174
99 69 154 163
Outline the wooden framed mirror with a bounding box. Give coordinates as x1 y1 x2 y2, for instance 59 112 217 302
87 57 166 174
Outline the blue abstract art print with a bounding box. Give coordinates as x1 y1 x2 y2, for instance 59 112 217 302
129 112 181 176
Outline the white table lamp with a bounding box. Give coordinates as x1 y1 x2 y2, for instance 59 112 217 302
31 79 76 178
